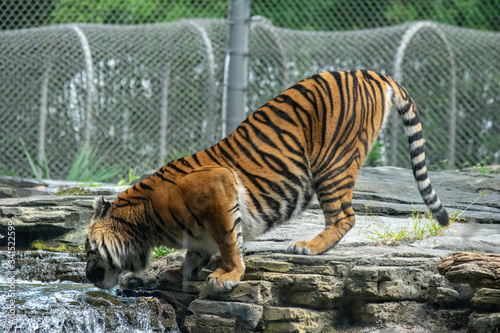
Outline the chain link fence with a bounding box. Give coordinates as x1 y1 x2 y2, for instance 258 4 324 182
1 1 499 181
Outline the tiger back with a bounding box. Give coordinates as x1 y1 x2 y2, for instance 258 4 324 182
85 70 449 292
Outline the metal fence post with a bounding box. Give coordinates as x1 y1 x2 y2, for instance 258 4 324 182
223 0 252 136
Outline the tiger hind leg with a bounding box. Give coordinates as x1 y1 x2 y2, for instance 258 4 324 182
288 185 356 255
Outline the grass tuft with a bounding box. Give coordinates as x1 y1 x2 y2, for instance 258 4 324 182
362 191 485 246
67 145 122 182
152 246 176 259
20 138 50 180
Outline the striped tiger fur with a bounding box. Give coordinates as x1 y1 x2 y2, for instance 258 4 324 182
85 70 449 292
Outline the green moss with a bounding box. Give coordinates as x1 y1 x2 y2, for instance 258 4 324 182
30 239 71 253
56 187 95 196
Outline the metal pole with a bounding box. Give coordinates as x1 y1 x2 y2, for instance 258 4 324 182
224 0 251 136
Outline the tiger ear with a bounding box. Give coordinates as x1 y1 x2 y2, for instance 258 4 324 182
92 195 111 222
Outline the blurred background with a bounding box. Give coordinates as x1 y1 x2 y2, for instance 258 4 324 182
1 0 499 182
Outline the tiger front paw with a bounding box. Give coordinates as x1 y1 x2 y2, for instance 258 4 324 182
287 241 321 255
206 268 241 293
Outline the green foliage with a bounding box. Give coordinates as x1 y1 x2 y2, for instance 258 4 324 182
384 0 500 31
0 0 54 30
20 139 122 182
152 246 176 259
20 139 51 180
67 145 122 183
51 0 160 24
0 165 19 177
471 156 492 174
50 0 227 25
365 141 384 167
164 150 191 164
118 167 142 186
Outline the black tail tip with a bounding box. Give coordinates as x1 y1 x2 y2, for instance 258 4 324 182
433 209 450 227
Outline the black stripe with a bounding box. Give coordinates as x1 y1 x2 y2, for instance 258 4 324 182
155 172 177 185
398 102 411 115
420 184 434 196
167 163 188 175
192 153 201 166
312 77 329 151
313 71 345 169
412 160 426 172
102 243 116 269
410 146 425 160
229 217 242 233
169 208 195 238
246 190 272 230
360 72 381 136
150 207 180 247
300 190 314 212
414 171 429 182
251 108 304 157
408 131 423 144
403 115 420 127
232 134 261 166
268 104 298 126
186 204 203 227
138 182 153 191
228 203 239 213
110 215 134 226
318 182 354 204
277 87 313 143
203 147 222 165
362 71 386 117
127 196 148 202
282 182 299 221
249 112 281 149
179 158 193 169
223 137 240 158
313 147 360 190
117 196 132 204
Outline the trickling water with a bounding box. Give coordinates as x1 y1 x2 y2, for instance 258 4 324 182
0 251 179 333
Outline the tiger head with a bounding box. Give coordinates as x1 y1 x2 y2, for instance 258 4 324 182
85 196 150 289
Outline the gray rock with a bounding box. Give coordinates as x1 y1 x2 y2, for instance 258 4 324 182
472 288 500 311
0 195 112 247
186 299 263 332
468 312 500 333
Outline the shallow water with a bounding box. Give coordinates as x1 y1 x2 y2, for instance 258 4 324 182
0 251 179 333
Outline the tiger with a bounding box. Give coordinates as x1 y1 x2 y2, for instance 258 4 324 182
85 70 449 292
